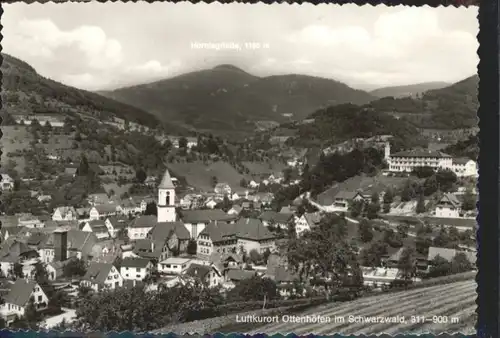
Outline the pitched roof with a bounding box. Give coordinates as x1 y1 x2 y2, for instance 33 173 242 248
304 213 322 227
184 263 211 279
438 193 462 208
452 157 474 165
121 257 151 269
226 268 256 281
428 247 476 264
258 211 293 224
391 149 451 158
106 216 129 229
129 215 157 228
334 191 359 200
149 221 190 241
180 209 236 224
159 169 175 189
93 204 118 214
82 262 114 284
4 279 38 307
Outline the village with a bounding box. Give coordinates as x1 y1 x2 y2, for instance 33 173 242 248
0 114 478 330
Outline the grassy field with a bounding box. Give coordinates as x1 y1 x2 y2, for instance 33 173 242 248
245 278 476 335
169 161 252 192
1 126 32 173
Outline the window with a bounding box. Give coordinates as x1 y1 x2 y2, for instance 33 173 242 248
126 274 129 277
126 267 129 270
136 275 140 278
136 268 140 272
38 295 42 302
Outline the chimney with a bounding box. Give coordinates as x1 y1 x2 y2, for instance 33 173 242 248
53 228 68 262
151 241 155 252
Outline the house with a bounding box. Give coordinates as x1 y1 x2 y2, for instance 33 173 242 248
251 193 274 206
105 216 129 238
63 168 77 177
197 218 276 257
361 267 406 288
158 257 193 275
144 176 157 187
0 239 39 278
0 174 14 191
38 229 97 263
451 158 478 178
146 221 191 261
128 215 157 240
385 143 453 173
88 193 111 206
209 252 244 272
435 193 462 218
46 259 72 281
80 262 123 292
116 199 141 216
0 280 49 325
120 257 153 282
294 212 322 236
180 209 237 239
427 247 476 266
224 269 257 288
37 194 52 203
184 263 223 288
89 205 118 220
76 208 90 220
81 220 111 240
214 183 232 198
266 266 301 298
227 205 242 216
18 214 45 229
248 180 260 189
0 227 26 242
316 189 363 212
52 206 77 221
205 199 218 209
231 190 249 201
279 206 295 215
258 211 293 230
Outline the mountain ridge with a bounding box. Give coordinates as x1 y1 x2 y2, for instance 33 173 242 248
98 65 377 134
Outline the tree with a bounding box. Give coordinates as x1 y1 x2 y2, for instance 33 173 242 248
286 214 362 290
178 137 188 149
283 168 293 184
187 239 197 255
416 194 426 214
350 200 364 218
383 188 394 205
428 255 452 278
211 176 218 188
415 234 433 255
13 262 23 279
423 175 439 196
358 219 374 243
370 191 379 204
412 166 435 178
400 181 414 202
248 249 263 265
365 202 380 220
462 189 476 211
433 226 452 248
382 203 391 213
136 168 147 184
450 252 473 274
239 178 247 188
77 155 90 176
227 275 278 303
63 258 87 278
359 241 388 267
34 262 49 285
144 201 158 216
397 247 416 284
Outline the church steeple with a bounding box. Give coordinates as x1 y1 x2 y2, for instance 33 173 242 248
158 169 176 223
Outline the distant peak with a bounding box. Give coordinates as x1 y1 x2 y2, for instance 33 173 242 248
213 64 246 72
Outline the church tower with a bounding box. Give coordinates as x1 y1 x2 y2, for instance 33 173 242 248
157 169 176 223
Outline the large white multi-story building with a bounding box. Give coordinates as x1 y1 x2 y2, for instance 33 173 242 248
385 143 477 177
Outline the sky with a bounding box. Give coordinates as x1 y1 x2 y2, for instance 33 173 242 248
3 3 479 91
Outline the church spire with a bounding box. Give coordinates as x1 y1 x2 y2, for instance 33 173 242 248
159 169 175 189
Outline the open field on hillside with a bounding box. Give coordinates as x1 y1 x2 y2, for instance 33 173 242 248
246 278 476 335
1 126 32 173
168 161 251 192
